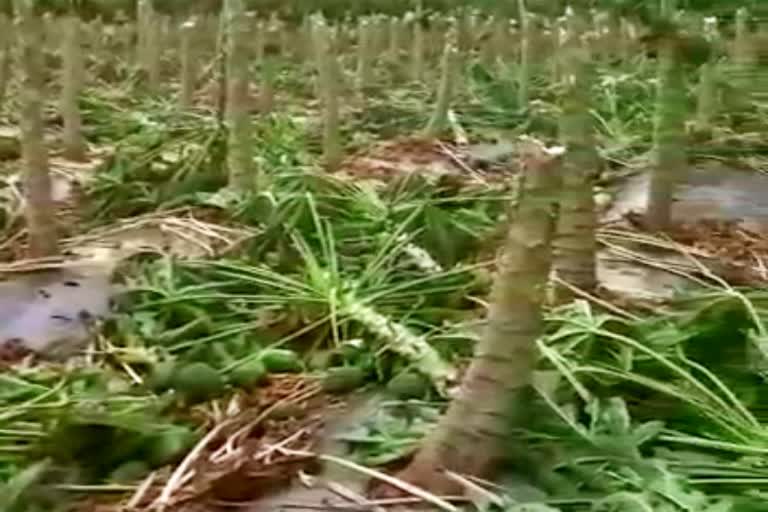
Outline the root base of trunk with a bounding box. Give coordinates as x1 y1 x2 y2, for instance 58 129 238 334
368 455 465 499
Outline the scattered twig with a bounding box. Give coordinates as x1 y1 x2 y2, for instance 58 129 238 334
325 480 387 512
276 495 470 511
252 428 309 463
150 419 237 511
552 276 641 321
434 139 486 183
126 471 157 510
442 470 504 509
210 383 321 463
277 448 459 512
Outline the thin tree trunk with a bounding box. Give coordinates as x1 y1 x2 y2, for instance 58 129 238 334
644 2 687 232
313 17 342 171
136 0 150 78
694 17 720 134
146 8 161 92
387 16 401 65
15 0 59 258
0 14 11 109
61 13 87 162
727 8 757 118
424 29 458 138
733 7 753 68
356 17 373 92
137 0 160 93
224 0 255 190
645 35 687 231
258 57 276 114
553 26 598 300
410 12 425 82
179 18 197 110
375 139 562 495
517 0 531 109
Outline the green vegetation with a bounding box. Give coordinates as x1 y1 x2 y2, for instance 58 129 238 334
5 0 766 21
0 2 766 511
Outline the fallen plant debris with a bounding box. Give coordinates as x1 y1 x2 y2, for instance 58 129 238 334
128 375 333 511
1 4 768 512
668 218 768 279
614 212 768 286
336 136 516 186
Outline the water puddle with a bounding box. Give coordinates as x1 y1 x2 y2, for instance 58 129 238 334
605 164 768 231
0 268 113 358
598 164 768 299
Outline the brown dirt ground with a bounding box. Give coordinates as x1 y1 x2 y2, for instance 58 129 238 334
335 136 515 185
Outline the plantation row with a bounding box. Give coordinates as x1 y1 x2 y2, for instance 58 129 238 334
0 1 767 511
2 3 764 241
5 0 765 21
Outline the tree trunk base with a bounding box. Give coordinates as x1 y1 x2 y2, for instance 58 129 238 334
368 454 464 499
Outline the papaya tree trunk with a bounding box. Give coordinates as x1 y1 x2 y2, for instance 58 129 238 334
356 17 373 92
136 0 160 92
145 3 161 92
410 11 425 82
15 0 59 258
694 16 720 134
376 139 562 494
517 0 531 109
0 14 11 109
179 18 197 110
644 1 687 232
313 16 342 171
553 23 598 300
424 28 458 138
223 0 255 190
61 13 87 162
645 32 687 231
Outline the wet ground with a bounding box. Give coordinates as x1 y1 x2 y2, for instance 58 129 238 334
604 163 768 232
597 163 768 299
0 267 113 359
0 213 252 361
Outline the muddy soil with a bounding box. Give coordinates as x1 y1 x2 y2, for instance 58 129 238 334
604 163 768 231
597 163 768 299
